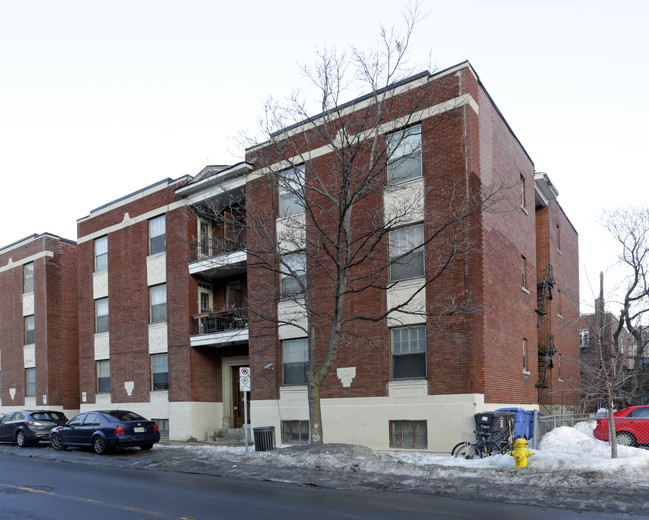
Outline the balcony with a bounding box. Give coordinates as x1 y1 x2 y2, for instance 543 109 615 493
189 233 247 279
190 307 249 347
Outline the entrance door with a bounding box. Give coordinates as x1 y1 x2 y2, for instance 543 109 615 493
232 367 251 428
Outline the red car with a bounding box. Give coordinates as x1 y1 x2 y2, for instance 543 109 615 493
593 405 649 446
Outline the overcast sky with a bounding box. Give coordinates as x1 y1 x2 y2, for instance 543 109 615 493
1 1 647 311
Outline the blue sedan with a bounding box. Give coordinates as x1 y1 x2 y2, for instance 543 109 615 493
50 410 160 455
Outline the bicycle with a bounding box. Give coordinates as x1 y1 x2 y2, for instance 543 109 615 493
451 429 514 459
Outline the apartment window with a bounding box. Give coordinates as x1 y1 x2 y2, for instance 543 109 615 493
25 315 35 344
278 166 305 217
97 360 110 393
224 210 244 245
579 328 590 349
282 338 308 385
557 289 562 317
521 256 527 289
23 262 34 293
390 420 427 449
556 224 561 252
523 338 528 372
391 326 426 379
282 420 309 444
150 284 167 323
520 173 526 208
151 353 169 391
95 298 109 333
153 418 169 439
25 368 36 397
280 252 306 298
387 124 422 184
389 224 424 282
95 236 108 272
150 215 166 255
198 220 212 258
558 353 563 381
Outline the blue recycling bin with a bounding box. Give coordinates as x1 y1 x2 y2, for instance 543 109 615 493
496 408 540 439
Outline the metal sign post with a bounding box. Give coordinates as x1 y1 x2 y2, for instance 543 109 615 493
239 367 251 452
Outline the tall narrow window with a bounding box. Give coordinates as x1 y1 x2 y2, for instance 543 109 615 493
151 353 169 391
391 326 426 379
23 262 34 293
523 338 528 372
150 215 166 255
579 328 589 348
150 284 167 323
282 338 308 385
95 298 109 333
521 256 527 289
25 368 36 397
389 224 425 281
557 224 561 252
25 315 35 344
558 353 563 380
97 360 110 393
224 210 244 247
278 166 305 217
387 124 422 184
520 173 526 208
199 220 211 258
95 236 108 272
280 252 306 298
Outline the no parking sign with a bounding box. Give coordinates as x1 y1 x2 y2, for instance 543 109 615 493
240 367 251 391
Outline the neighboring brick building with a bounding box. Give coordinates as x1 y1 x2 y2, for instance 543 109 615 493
0 234 79 415
244 61 581 450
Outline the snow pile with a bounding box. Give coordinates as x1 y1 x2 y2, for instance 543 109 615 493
167 422 649 480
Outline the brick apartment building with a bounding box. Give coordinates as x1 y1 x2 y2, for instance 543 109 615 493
0 61 580 450
0 234 78 414
244 61 580 450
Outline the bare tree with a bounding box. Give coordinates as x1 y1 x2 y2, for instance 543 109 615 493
212 6 510 444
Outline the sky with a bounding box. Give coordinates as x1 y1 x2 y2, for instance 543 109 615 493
1 1 647 312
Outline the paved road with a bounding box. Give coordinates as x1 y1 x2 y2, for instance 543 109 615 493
0 453 644 520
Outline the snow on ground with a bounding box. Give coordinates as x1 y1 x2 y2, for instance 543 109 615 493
162 421 649 484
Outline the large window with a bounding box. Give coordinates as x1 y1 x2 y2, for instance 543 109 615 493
280 252 306 298
150 284 167 323
282 338 308 385
25 315 35 344
23 262 34 293
389 224 424 281
25 368 36 397
390 420 427 449
150 215 166 255
95 236 108 272
391 326 426 379
278 166 305 217
95 298 109 333
387 124 422 184
97 360 110 393
151 353 169 391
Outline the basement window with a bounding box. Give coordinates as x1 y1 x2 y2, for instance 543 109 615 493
389 420 427 449
282 420 309 444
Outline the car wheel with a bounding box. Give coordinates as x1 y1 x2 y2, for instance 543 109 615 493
92 435 108 455
50 434 66 451
139 444 153 451
16 431 28 448
617 432 637 446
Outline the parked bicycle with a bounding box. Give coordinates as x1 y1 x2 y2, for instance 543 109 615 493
452 429 513 459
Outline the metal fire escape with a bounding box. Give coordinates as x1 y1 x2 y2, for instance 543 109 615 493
535 264 556 402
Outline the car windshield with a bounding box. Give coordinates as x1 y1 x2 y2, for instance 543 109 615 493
31 412 67 421
104 411 147 422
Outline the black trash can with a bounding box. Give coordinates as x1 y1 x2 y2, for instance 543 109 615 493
473 411 515 440
253 426 276 452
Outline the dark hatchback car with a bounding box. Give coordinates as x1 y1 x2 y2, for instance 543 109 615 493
0 410 68 447
50 410 160 454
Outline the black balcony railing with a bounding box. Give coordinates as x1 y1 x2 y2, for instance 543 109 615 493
192 233 246 263
192 307 248 335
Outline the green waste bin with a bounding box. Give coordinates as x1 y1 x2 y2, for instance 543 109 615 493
253 426 276 451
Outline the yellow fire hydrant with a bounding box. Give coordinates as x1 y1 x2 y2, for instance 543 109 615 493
509 436 534 468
